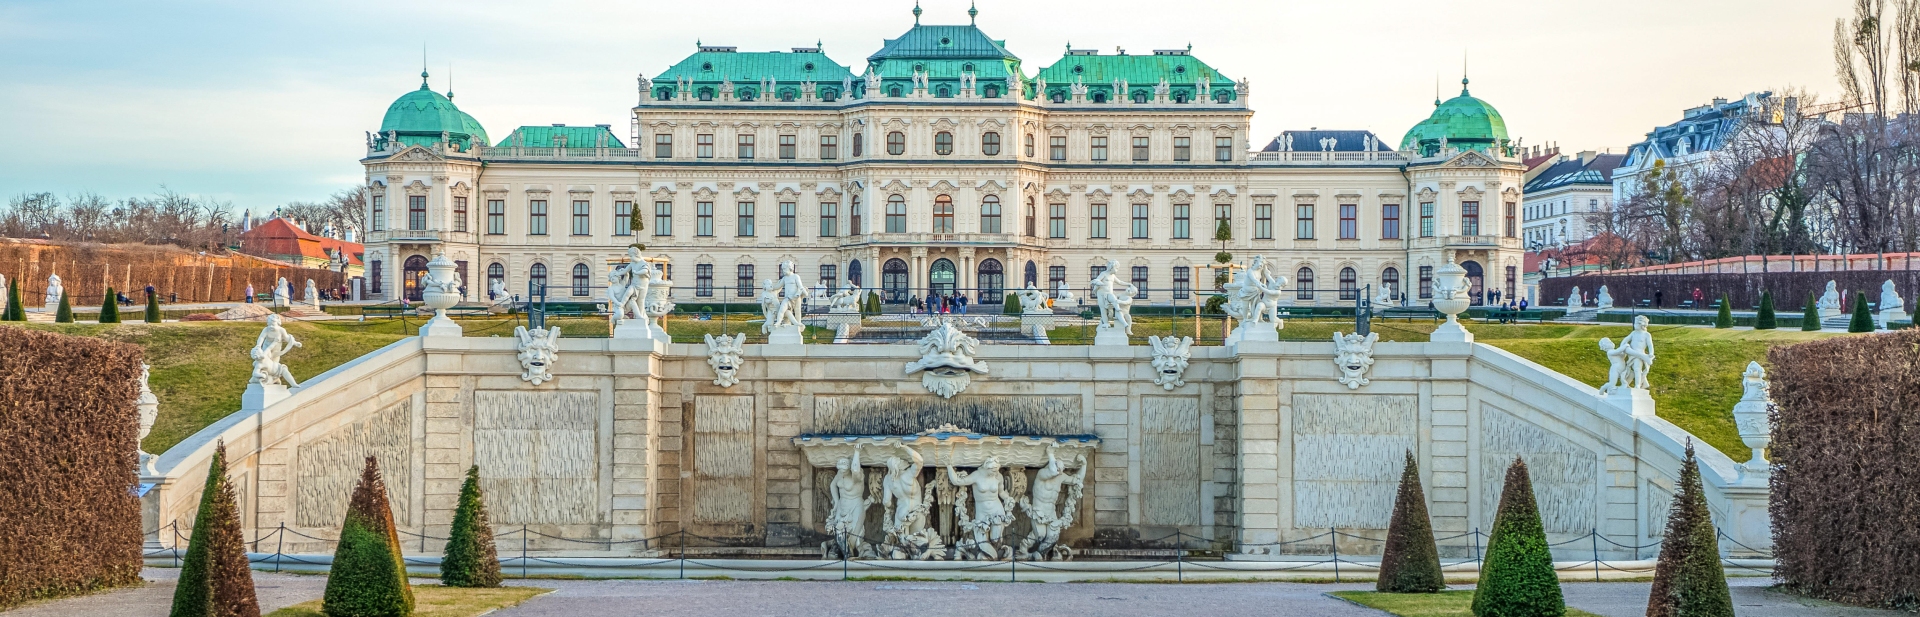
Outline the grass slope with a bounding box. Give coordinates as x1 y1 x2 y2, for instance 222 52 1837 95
1332 590 1604 617
267 585 547 617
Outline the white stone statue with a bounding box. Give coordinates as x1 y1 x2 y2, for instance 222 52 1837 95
822 443 873 559
880 444 933 547
1090 259 1135 339
1599 337 1628 394
704 333 746 388
250 313 302 387
644 262 675 321
1223 256 1287 344
1817 280 1841 318
136 363 159 475
1732 361 1772 474
1333 331 1379 390
1595 285 1613 310
1566 285 1581 308
606 247 656 337
1373 284 1395 307
947 456 1016 560
488 278 512 309
903 322 989 398
304 279 321 311
1605 315 1656 392
513 325 561 385
827 281 863 314
44 273 63 313
1054 281 1077 305
1879 279 1905 326
273 277 291 308
1016 283 1051 315
1148 335 1192 390
1014 447 1087 561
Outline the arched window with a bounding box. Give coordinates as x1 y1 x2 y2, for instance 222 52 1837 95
882 259 909 302
1050 90 1066 103
1462 261 1485 305
1024 261 1039 288
698 87 714 101
979 195 1002 233
977 259 1004 304
821 88 838 101
1215 90 1231 103
1173 91 1188 104
779 88 796 102
929 259 956 297
934 131 953 155
487 263 505 299
1025 197 1037 237
1296 267 1315 301
1091 91 1107 103
888 85 903 97
936 85 951 98
403 255 429 302
887 131 906 155
572 263 590 297
1133 90 1148 104
848 259 863 287
1381 267 1400 302
983 84 999 98
932 195 955 233
529 263 548 296
738 88 757 101
981 131 1001 155
656 88 673 101
885 194 907 233
1339 267 1358 300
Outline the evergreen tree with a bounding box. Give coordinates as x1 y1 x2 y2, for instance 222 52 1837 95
323 457 414 617
1644 442 1734 617
1800 292 1822 331
1377 450 1445 593
1004 292 1021 315
99 286 121 323
1712 293 1731 329
55 293 72 323
864 291 881 315
440 466 503 587
1849 291 1875 332
169 442 262 617
3 280 23 321
146 289 163 323
1471 458 1565 617
1754 292 1776 330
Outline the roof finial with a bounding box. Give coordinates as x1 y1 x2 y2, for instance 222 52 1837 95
1460 50 1470 96
446 62 454 101
1434 74 1441 107
913 1 921 24
421 44 429 90
969 1 977 24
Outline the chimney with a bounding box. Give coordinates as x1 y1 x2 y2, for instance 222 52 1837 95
1578 150 1596 164
1712 97 1728 106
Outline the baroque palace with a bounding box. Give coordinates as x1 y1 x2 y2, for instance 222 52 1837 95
360 7 1524 308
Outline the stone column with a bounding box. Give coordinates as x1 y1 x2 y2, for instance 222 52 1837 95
610 341 662 545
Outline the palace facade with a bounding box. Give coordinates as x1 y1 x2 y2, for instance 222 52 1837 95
360 9 1525 308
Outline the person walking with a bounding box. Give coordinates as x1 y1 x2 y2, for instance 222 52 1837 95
909 294 921 314
957 294 968 315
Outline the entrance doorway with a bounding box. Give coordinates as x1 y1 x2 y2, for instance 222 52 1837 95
1463 260 1485 305
882 259 909 302
402 255 428 301
929 259 957 297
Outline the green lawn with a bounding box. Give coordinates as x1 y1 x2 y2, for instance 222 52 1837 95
266 585 548 617
1330 590 1606 617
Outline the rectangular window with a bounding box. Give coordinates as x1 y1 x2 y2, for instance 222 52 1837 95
486 199 505 234
1049 136 1066 161
820 135 838 160
572 200 591 235
850 196 862 235
696 201 713 236
778 134 796 159
1419 202 1435 238
528 199 548 235
371 195 385 232
408 195 426 230
1090 264 1107 286
1254 204 1273 239
1174 137 1191 161
1173 266 1190 299
852 133 863 157
737 202 755 236
1131 203 1149 239
1131 266 1149 299
778 202 796 237
1418 265 1433 299
1049 266 1065 290
1132 136 1149 161
1381 204 1400 239
1090 136 1108 161
697 134 714 158
1461 201 1480 236
614 200 634 236
1215 136 1233 161
695 264 713 297
735 264 754 297
652 201 671 236
1295 204 1314 240
655 133 673 158
452 196 467 232
737 134 755 159
1049 203 1066 238
1089 204 1108 239
886 198 907 233
1214 204 1231 236
1504 202 1517 237
1172 204 1190 239
1338 204 1356 240
980 198 1001 233
819 202 837 237
819 264 837 291
1505 265 1517 299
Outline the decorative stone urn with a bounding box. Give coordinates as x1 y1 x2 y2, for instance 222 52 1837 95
1429 261 1473 343
1731 361 1772 476
419 253 463 337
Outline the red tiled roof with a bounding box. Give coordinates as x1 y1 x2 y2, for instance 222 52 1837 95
238 218 363 265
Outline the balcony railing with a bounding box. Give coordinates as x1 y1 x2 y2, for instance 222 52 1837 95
477 147 643 161
1249 151 1408 165
1408 235 1522 250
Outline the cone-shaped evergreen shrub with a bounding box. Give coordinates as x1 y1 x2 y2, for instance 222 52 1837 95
323 457 414 617
439 466 502 588
1644 441 1733 617
1004 293 1021 315
55 293 72 323
1471 457 1564 617
1754 292 1776 330
1377 450 1445 593
1801 292 1821 332
169 442 262 617
99 287 120 323
3 281 23 321
864 291 881 315
1849 291 1875 332
146 290 163 323
1712 293 1732 329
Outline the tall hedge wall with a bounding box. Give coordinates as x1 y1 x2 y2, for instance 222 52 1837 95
1540 270 1918 311
0 241 345 305
0 326 145 607
1769 329 1920 610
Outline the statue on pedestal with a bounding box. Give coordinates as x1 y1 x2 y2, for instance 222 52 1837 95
1016 447 1087 561
44 273 62 313
1816 280 1841 317
1602 315 1656 394
250 313 302 387
947 456 1015 560
606 247 656 336
822 444 873 558
1016 283 1050 315
1090 259 1135 335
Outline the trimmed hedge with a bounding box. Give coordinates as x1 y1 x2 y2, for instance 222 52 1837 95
1755 292 1776 330
439 466 502 588
3 280 22 321
1596 312 1806 328
169 442 261 617
323 457 415 617
1801 292 1822 331
0 326 144 607
55 293 72 322
145 290 162 323
1713 293 1732 329
98 286 120 323
1848 291 1875 332
1471 458 1564 617
1770 329 1920 610
1539 270 1918 312
1645 442 1732 617
1376 450 1445 593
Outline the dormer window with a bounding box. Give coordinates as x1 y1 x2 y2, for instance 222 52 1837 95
656 88 673 101
1173 91 1188 103
821 88 838 102
804 62 815 72
983 84 999 98
1174 65 1186 74
889 85 903 97
702 62 713 72
939 37 951 46
739 88 756 101
1215 90 1231 103
937 85 951 98
780 88 795 102
1073 65 1084 74
699 87 714 101
1051 90 1066 103
962 62 974 72
914 63 925 72
1133 90 1148 103
1091 91 1107 103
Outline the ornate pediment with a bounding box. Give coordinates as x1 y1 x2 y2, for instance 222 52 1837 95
1045 188 1071 201
1446 150 1496 167
390 146 443 162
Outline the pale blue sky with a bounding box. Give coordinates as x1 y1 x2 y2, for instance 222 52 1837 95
0 0 1849 210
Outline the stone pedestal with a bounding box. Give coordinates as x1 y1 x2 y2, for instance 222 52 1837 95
241 382 290 412
1430 318 1474 343
1819 307 1841 319
1093 324 1130 346
1225 321 1279 347
419 312 463 337
1879 308 1905 329
612 321 654 340
1605 387 1656 418
1021 315 1055 345
768 324 804 345
825 312 863 327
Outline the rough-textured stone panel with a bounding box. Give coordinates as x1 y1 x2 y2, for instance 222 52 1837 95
693 395 754 524
296 401 412 528
1141 397 1200 526
812 396 1082 436
1290 394 1417 529
474 390 600 525
1480 404 1598 534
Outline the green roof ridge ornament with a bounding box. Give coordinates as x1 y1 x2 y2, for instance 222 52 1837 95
913 1 921 25
968 1 977 24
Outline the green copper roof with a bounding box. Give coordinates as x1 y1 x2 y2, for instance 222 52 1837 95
1032 51 1235 102
378 72 488 149
1400 78 1509 155
862 22 1024 99
867 24 1017 62
654 48 855 100
495 125 626 149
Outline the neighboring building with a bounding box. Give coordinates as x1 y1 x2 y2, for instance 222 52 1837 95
1613 92 1772 201
237 217 365 277
358 9 1525 307
1520 151 1624 250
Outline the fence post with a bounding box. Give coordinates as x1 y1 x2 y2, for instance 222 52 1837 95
1176 532 1184 583
275 522 286 573
1591 528 1601 581
520 524 528 579
1330 527 1340 583
840 532 848 581
1010 549 1017 583
1472 527 1482 575
678 528 686 579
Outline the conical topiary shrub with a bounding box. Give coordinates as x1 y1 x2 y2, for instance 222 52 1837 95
3 280 23 321
1713 293 1732 329
323 457 414 617
1644 441 1734 617
55 293 72 323
1004 292 1021 315
439 466 502 588
864 291 881 315
1754 292 1775 330
1377 450 1445 593
1849 291 1875 332
1801 292 1821 332
169 442 261 617
146 290 163 323
99 286 121 323
1471 457 1564 617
